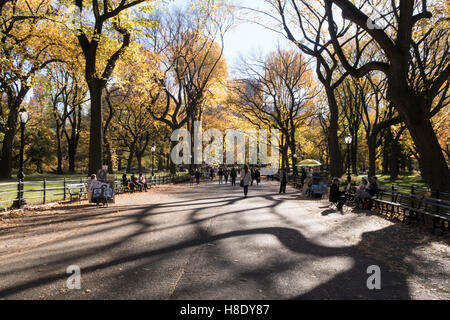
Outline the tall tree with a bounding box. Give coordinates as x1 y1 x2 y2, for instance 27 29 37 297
67 0 157 175
264 0 362 177
325 0 450 191
0 0 66 178
146 4 230 173
230 48 316 175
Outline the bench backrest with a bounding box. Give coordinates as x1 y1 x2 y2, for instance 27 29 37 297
423 197 450 217
377 189 397 201
67 184 86 189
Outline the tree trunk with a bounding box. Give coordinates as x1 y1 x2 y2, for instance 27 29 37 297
325 87 342 178
87 80 104 175
104 140 114 174
387 82 450 192
389 130 400 181
68 142 76 173
56 126 63 174
0 108 18 179
288 125 298 176
170 140 177 174
137 153 142 174
367 135 377 179
283 146 289 172
158 155 163 171
289 143 298 176
405 118 449 191
351 137 358 175
118 157 123 172
126 149 134 174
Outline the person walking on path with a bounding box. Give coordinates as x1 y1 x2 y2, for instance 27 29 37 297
210 168 215 182
218 168 224 184
224 168 229 184
230 167 237 186
279 169 288 194
250 168 255 186
255 168 261 186
195 169 201 185
240 164 252 198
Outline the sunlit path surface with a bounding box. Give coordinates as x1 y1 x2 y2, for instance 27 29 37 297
0 181 448 300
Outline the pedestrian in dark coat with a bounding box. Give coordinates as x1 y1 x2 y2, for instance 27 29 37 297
279 169 288 194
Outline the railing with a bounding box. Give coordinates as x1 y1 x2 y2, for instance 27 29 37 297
282 173 450 200
0 174 191 209
373 184 450 202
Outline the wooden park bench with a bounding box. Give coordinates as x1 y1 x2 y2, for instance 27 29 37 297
373 189 400 217
66 183 87 202
373 189 450 234
417 197 450 233
114 180 125 194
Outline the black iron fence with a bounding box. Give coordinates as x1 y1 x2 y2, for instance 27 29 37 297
0 174 190 209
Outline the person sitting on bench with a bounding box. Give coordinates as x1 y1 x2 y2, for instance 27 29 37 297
354 177 369 206
355 176 379 209
330 178 346 213
122 173 131 191
131 173 142 192
139 173 148 192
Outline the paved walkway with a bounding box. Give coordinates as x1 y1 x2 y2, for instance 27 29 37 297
0 180 449 299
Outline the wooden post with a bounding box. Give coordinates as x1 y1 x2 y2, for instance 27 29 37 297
63 177 66 200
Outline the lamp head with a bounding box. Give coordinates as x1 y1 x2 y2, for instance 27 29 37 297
345 134 352 145
18 108 29 124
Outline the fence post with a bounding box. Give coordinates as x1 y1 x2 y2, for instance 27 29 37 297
391 184 395 202
43 178 46 204
63 177 66 200
411 185 415 208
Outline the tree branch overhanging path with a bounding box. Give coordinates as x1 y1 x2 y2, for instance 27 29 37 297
323 0 449 191
238 0 449 191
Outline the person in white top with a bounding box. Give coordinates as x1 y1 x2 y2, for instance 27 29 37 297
240 164 252 198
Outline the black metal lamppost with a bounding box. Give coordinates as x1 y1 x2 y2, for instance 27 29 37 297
345 134 352 183
13 108 29 209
